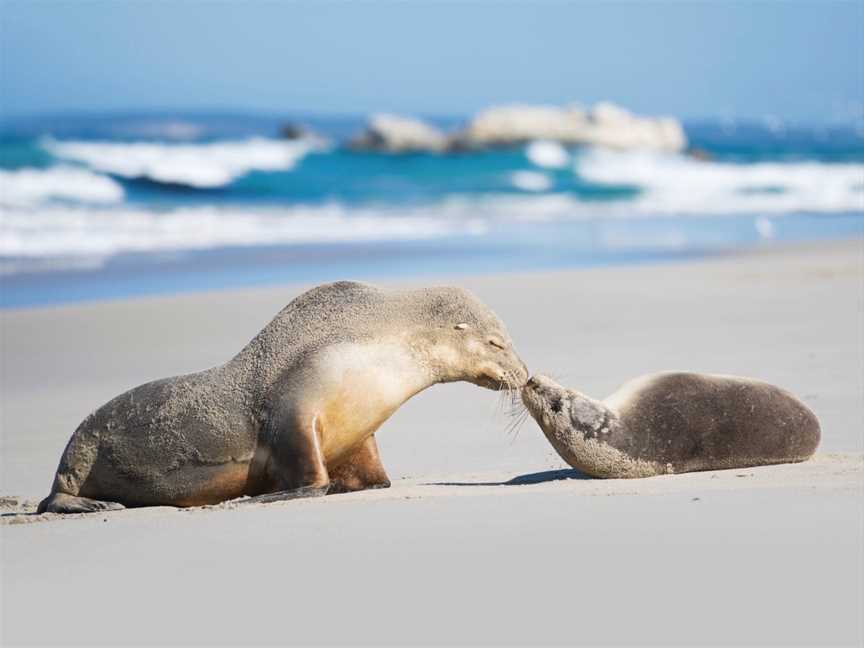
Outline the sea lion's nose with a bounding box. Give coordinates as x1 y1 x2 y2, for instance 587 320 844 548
525 376 537 389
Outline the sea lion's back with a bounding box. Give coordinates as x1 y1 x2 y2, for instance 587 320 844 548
608 372 820 470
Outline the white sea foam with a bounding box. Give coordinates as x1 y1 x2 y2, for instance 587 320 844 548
0 204 488 259
525 140 570 168
42 137 323 188
2 187 861 273
577 149 864 214
509 170 553 192
3 149 862 269
0 167 125 207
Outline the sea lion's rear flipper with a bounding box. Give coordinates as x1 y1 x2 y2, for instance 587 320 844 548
36 492 125 514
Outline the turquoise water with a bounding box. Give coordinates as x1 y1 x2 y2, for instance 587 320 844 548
1 114 862 307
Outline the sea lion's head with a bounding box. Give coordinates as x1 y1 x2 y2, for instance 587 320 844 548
521 373 575 432
412 286 528 391
521 373 612 440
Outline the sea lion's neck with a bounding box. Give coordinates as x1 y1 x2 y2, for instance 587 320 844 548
530 389 621 473
564 391 618 442
227 326 441 404
322 340 438 402
313 340 435 464
545 393 663 479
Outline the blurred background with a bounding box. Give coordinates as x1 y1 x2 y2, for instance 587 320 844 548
1 0 862 308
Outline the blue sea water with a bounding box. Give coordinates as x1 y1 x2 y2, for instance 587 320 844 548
1 113 862 308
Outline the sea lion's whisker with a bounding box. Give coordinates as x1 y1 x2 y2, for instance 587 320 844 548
489 385 507 425
489 377 520 433
503 372 522 406
492 374 527 439
502 381 529 439
515 410 530 439
506 407 530 443
496 381 510 412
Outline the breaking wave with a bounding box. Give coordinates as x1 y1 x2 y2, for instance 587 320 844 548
509 170 553 192
0 166 125 207
3 135 862 274
41 137 323 188
576 149 864 214
3 184 862 265
525 140 570 168
0 203 488 259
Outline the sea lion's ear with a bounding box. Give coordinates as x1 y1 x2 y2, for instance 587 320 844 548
454 323 470 331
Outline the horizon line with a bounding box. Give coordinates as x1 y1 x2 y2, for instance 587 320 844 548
2 105 863 129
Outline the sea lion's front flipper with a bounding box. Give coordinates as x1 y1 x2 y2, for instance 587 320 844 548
36 492 125 514
327 434 391 494
264 406 330 494
239 410 330 505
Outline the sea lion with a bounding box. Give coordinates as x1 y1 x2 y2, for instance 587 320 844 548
521 372 820 478
37 281 528 513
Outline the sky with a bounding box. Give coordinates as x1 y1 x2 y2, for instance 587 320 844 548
1 1 862 123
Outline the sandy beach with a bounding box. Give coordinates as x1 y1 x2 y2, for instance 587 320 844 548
2 240 862 646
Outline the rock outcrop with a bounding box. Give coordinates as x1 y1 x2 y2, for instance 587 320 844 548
348 103 687 154
278 123 309 140
348 114 448 153
456 102 686 152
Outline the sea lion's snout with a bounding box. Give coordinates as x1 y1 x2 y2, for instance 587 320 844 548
499 348 529 389
511 356 530 387
521 374 564 418
477 356 528 390
523 374 560 393
472 337 529 390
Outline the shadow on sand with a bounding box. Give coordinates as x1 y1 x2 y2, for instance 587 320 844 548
426 468 592 487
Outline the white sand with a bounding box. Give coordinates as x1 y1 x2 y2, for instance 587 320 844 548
2 240 863 646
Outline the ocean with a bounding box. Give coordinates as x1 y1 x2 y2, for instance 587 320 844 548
1 113 862 308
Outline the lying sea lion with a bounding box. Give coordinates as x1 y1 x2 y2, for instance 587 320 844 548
38 281 528 513
521 372 820 478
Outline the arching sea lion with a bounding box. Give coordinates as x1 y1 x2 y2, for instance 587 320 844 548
38 281 528 513
521 373 820 478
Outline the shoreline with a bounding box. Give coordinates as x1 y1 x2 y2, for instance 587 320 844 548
3 216 862 309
